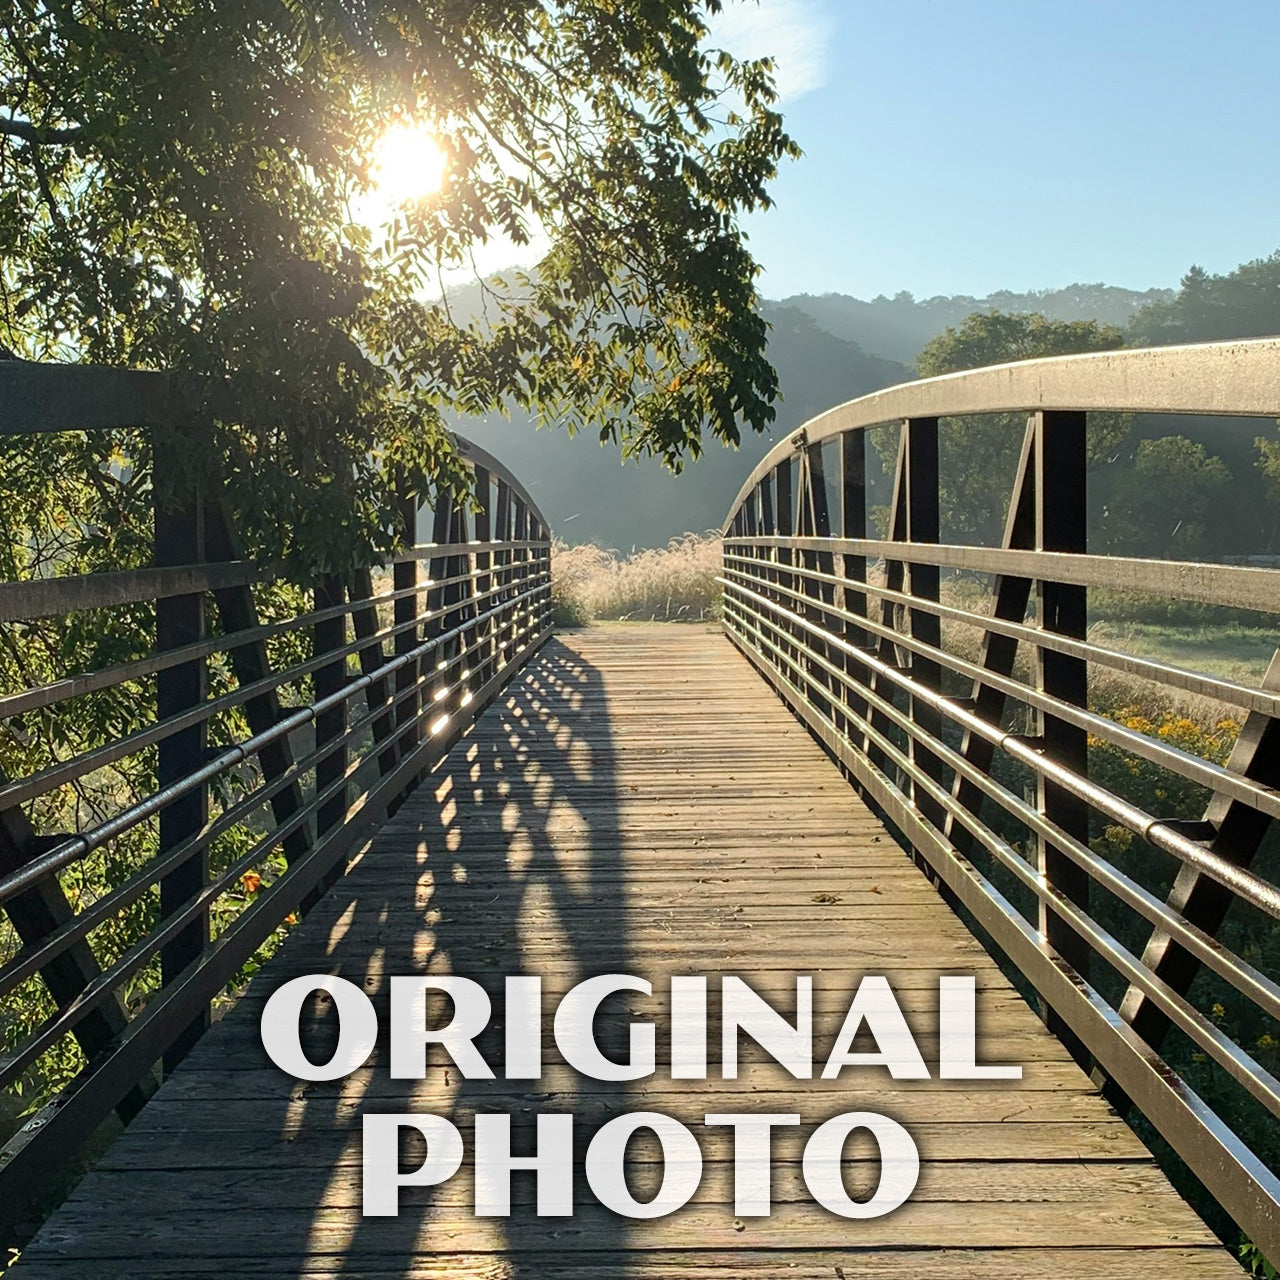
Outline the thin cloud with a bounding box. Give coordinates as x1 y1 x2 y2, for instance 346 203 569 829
706 0 834 103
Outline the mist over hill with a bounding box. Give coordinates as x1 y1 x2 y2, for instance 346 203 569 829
454 305 909 550
455 261 1280 552
777 284 1175 365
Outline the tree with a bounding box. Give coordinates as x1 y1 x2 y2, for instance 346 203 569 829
1094 435 1232 558
1125 252 1280 556
0 1 798 574
890 311 1126 544
916 309 1126 377
1251 427 1280 552
1128 253 1280 347
0 3 800 1127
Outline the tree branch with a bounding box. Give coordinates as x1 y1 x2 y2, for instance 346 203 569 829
0 113 87 145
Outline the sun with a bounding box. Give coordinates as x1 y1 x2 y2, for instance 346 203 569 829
370 121 447 206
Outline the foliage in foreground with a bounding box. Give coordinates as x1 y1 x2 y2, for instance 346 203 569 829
1 1 796 576
0 0 798 1202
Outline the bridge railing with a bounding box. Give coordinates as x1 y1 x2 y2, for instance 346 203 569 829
721 338 1280 1261
0 363 551 1233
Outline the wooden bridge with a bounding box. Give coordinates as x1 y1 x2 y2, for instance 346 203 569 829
3 344 1280 1276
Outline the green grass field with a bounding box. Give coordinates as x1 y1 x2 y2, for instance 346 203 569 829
1088 618 1274 685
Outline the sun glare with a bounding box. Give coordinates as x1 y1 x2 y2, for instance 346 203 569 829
371 121 447 206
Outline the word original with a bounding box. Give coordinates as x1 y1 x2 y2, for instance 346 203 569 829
260 973 1022 1083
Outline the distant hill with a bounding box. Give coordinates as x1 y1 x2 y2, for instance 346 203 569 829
453 305 910 550
778 284 1175 365
448 278 1199 549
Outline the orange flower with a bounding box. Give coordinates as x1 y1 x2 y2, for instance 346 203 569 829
240 871 263 894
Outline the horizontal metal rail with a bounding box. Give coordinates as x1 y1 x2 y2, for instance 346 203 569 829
0 575 548 903
0 560 544 813
723 548 1280 718
725 587 1280 1114
725 590 1280 1251
0 642 470 999
727 535 1280 614
0 592 548 1088
0 555 542 722
0 560 261 624
721 561 1280 830
721 573 1280 922
721 345 1280 1264
0 539 548 624
0 585 547 1003
0 359 547 529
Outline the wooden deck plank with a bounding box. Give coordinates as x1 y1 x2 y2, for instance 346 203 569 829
6 1249 1241 1280
12 626 1239 1276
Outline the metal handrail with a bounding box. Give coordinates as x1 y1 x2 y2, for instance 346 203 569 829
724 336 1280 523
721 339 1280 1263
0 361 554 1235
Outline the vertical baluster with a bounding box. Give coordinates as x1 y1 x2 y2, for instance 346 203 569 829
738 483 760 640
868 431 908 774
153 433 209 1072
524 505 540 634
759 472 776 640
773 459 793 678
423 488 455 738
1034 408 1091 1063
1116 650 1280 1071
794 450 812 681
312 573 347 896
532 513 551 635
444 497 470 712
493 479 513 666
904 417 944 832
206 507 313 865
840 429 870 740
351 565 398 781
804 442 835 720
392 484 422 812
943 420 1036 852
473 467 494 686
0 771 151 1116
513 496 529 647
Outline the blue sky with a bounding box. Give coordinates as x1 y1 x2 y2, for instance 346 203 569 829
710 0 1280 300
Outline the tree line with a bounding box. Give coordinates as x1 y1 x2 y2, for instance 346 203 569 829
903 251 1280 561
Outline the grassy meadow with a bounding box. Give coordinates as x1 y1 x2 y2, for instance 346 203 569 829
551 533 724 625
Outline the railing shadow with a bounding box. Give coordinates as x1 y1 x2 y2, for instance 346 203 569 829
264 636 635 1277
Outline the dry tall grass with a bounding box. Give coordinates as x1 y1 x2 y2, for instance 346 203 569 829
551 533 722 624
550 545 1250 733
